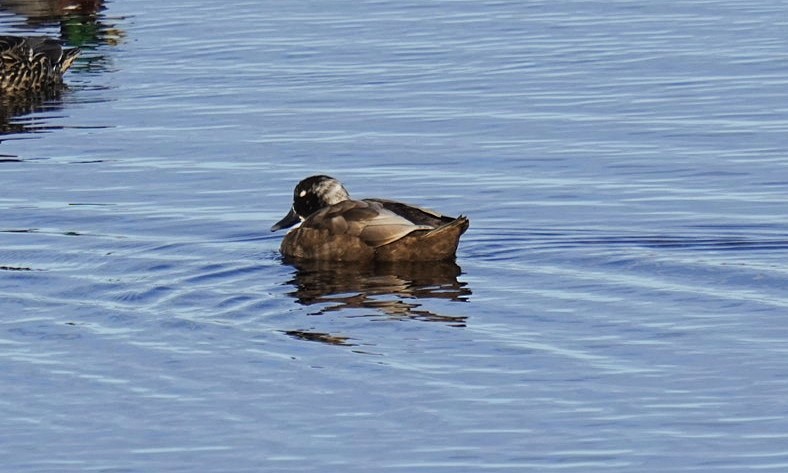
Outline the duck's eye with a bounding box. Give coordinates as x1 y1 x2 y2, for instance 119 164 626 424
299 190 307 197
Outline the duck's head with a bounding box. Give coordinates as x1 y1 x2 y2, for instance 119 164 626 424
271 175 351 231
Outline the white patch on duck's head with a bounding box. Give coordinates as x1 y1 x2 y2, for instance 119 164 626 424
313 177 350 205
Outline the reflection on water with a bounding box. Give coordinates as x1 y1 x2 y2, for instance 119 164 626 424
282 330 355 347
0 0 102 21
282 259 471 345
0 91 67 136
0 0 120 48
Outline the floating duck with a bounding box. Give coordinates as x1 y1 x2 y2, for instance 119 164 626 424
0 35 80 94
271 175 469 262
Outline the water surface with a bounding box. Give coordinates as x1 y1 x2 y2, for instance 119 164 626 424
2 1 788 471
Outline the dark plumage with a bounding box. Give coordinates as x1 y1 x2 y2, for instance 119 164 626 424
0 36 80 94
271 175 469 262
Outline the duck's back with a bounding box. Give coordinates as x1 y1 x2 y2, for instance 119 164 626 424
366 198 457 227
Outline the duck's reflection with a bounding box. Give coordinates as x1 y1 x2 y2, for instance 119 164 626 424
282 330 355 347
282 259 472 345
0 0 121 47
0 91 66 136
0 0 102 20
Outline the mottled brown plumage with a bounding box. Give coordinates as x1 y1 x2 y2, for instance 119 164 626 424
271 175 469 262
0 36 80 94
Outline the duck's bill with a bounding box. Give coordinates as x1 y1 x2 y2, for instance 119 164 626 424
271 207 301 232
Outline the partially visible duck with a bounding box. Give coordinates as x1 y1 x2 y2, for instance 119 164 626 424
0 35 80 94
271 175 469 262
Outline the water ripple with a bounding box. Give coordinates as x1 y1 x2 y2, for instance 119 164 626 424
2 0 788 471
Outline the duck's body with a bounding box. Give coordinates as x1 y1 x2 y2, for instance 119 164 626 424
0 36 80 94
271 175 469 262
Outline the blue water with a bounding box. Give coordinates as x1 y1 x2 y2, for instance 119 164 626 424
2 1 788 471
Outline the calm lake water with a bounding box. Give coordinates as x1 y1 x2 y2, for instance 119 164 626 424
2 1 788 471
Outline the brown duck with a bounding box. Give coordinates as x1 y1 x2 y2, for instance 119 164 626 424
271 175 469 262
0 35 80 94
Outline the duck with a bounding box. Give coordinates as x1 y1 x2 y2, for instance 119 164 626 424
271 175 469 262
0 35 80 94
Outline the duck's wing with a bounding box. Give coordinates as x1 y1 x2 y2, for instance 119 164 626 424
305 199 432 248
356 205 434 247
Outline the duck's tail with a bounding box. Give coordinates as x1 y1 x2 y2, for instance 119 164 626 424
59 47 81 74
431 215 469 237
421 215 469 259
